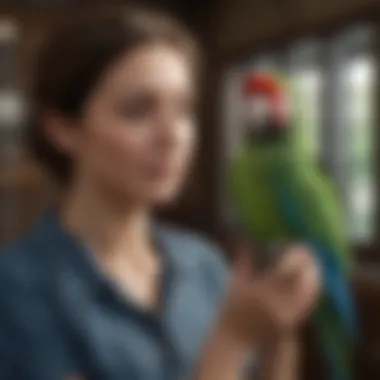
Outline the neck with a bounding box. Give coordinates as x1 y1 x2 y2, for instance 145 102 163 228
60 179 153 261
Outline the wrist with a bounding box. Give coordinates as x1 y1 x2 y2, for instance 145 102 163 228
213 317 255 354
195 320 255 380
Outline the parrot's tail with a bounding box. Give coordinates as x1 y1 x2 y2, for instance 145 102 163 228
313 297 355 380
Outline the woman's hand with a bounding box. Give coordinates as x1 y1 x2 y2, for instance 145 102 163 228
218 243 321 349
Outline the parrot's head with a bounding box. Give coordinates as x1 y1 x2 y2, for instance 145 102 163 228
241 71 291 145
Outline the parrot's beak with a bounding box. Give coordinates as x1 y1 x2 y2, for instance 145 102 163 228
243 94 288 144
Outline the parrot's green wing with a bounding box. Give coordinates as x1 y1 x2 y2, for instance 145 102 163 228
272 161 352 271
228 147 293 243
271 160 356 380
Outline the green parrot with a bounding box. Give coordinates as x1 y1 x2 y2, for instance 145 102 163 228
228 71 357 380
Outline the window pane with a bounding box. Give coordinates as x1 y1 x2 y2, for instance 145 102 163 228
322 25 376 242
343 54 376 241
288 41 323 160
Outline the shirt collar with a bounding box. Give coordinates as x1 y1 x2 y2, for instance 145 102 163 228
30 211 191 298
32 210 107 295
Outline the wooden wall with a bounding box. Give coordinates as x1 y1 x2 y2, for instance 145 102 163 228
0 9 60 244
212 0 378 58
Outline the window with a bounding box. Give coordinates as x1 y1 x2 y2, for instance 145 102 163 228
340 47 376 242
323 26 376 242
287 40 322 160
223 24 377 243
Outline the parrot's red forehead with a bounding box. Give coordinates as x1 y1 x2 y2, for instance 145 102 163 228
242 72 283 97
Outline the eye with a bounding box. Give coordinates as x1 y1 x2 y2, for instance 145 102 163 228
118 94 156 121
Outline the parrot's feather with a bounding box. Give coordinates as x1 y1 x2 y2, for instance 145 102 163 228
269 161 357 380
273 161 351 268
314 296 354 380
229 146 294 243
270 162 356 332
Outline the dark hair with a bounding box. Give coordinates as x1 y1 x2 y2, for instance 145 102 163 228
27 6 199 184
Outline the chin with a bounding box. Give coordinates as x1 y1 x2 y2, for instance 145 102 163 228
149 191 179 206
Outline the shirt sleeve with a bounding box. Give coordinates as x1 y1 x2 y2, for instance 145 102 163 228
0 242 31 380
0 319 17 378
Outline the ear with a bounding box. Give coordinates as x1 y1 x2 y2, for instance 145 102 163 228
41 110 82 157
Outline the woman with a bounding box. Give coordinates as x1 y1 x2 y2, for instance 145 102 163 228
0 7 320 380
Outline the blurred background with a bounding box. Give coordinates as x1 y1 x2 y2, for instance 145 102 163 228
0 0 379 379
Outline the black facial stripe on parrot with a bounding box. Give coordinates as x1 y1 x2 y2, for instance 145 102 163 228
247 122 289 145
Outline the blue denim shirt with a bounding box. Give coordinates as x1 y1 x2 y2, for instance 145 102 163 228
0 213 229 380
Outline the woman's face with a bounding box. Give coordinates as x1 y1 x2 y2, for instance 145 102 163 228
56 44 197 205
